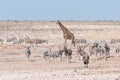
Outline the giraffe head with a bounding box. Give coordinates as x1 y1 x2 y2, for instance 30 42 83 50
56 20 61 25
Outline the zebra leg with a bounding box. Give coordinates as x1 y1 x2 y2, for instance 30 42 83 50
77 53 80 60
108 52 109 57
65 38 67 46
69 56 71 63
48 56 51 63
116 49 118 53
68 56 71 63
67 55 69 63
53 55 56 62
86 64 88 68
100 52 102 60
70 56 72 63
28 54 30 61
78 56 80 60
60 55 62 62
117 49 118 53
67 55 70 63
65 55 67 61
84 64 87 68
105 53 107 60
96 52 98 60
26 54 30 61
84 64 86 68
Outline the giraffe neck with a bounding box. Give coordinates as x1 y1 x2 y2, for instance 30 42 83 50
58 22 67 34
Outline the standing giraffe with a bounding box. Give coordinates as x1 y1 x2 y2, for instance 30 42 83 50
56 20 75 46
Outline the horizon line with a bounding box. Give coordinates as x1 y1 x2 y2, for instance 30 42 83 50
0 20 120 22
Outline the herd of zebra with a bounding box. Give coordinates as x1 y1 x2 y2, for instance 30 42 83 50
22 38 119 68
1 36 120 68
0 36 48 47
42 40 112 68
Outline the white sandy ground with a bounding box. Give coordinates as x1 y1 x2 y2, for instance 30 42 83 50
0 46 119 80
0 68 120 80
0 21 120 80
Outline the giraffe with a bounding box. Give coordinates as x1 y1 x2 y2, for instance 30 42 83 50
56 20 75 46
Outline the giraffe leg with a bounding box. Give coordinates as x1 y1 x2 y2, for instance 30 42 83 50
71 36 75 47
72 40 75 47
65 39 67 46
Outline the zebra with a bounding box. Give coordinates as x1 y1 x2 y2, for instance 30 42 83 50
76 44 90 60
3 37 17 48
76 47 85 60
6 37 17 42
110 39 120 44
63 46 72 63
74 39 86 44
24 38 36 47
82 53 90 68
15 38 26 46
76 46 90 68
89 42 107 60
116 45 120 53
35 39 48 45
43 49 60 62
25 47 31 61
25 38 48 47
0 39 4 44
57 49 64 61
104 43 110 58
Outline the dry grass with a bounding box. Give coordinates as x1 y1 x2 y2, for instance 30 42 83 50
0 21 120 80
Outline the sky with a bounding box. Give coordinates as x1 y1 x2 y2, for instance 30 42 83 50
0 0 120 21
